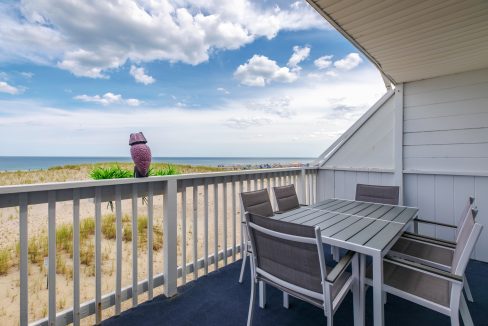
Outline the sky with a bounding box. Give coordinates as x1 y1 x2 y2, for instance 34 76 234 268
0 0 386 158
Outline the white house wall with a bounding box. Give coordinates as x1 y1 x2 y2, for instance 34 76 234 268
323 95 395 170
404 173 488 262
317 68 488 262
404 68 488 173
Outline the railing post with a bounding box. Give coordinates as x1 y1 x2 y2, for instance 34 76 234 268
299 168 306 204
164 179 178 297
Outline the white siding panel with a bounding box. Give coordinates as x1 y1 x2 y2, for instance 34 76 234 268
344 172 357 199
474 177 488 261
416 175 436 237
334 171 345 199
404 112 488 133
324 96 394 170
403 69 488 174
404 128 488 146
404 82 488 108
404 157 488 172
404 98 488 120
317 169 394 201
404 68 488 95
403 173 487 261
453 176 475 226
434 176 455 241
403 174 418 208
356 172 369 185
381 173 395 185
368 172 382 185
404 143 488 159
323 170 335 200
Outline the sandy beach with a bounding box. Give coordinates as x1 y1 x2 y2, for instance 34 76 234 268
0 163 248 325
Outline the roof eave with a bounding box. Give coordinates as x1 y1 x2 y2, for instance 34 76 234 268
306 0 397 86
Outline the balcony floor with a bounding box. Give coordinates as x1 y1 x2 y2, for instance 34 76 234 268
103 255 488 326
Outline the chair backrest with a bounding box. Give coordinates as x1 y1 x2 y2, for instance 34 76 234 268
455 196 475 243
273 184 300 212
246 213 326 296
240 189 274 217
355 184 400 205
451 208 483 275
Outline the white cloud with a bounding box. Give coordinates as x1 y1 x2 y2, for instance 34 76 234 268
126 98 142 106
74 92 141 106
130 65 155 85
0 81 21 94
0 66 386 157
246 97 294 118
217 87 230 94
334 53 362 70
21 72 34 79
0 1 328 78
325 70 338 77
225 117 271 129
234 54 297 87
314 55 333 69
287 45 310 71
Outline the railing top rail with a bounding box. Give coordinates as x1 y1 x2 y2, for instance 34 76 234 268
0 166 317 195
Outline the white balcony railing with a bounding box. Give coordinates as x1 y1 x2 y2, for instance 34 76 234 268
0 167 318 326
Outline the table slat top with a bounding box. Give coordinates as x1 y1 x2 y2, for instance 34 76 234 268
274 198 418 253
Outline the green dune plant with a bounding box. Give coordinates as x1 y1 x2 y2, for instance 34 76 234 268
90 165 133 180
149 164 179 176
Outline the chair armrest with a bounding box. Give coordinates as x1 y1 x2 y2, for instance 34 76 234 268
326 251 355 283
414 218 457 229
402 232 456 249
384 256 462 284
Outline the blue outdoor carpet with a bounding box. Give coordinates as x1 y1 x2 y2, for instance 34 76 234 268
103 255 488 326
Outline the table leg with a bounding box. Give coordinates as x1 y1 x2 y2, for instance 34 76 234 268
352 253 363 326
373 253 384 326
357 254 366 326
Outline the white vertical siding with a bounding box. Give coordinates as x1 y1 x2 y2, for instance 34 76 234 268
403 68 488 173
316 169 395 201
403 173 488 262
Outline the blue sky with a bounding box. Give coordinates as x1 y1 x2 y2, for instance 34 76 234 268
0 0 386 157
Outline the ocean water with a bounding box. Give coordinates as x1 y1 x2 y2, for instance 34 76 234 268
0 156 315 171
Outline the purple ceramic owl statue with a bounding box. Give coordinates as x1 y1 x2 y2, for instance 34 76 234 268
129 132 152 178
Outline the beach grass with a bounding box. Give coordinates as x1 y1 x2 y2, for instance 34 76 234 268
0 162 225 186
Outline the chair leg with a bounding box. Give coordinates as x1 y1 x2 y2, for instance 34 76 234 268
247 279 256 326
459 294 474 326
332 246 340 262
283 292 289 309
450 311 460 326
239 252 247 284
259 281 266 308
463 278 474 302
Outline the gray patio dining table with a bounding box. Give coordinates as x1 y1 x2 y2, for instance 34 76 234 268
269 198 419 326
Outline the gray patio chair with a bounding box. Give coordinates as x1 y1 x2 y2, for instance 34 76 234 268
389 197 476 301
245 212 360 326
273 184 304 213
239 189 274 284
366 208 482 326
355 183 400 205
408 197 475 245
